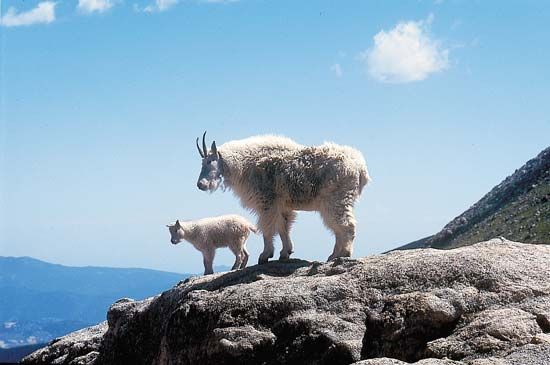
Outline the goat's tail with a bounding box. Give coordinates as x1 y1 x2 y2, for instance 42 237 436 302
358 167 371 196
248 224 259 234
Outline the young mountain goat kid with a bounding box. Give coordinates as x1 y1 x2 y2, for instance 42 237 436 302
167 215 257 275
195 132 370 264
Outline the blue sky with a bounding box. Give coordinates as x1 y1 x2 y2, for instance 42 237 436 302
1 0 549 273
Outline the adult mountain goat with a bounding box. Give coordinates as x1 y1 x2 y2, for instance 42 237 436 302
195 132 370 264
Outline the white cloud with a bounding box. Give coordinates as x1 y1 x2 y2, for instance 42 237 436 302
330 63 343 77
78 0 115 13
0 340 6 349
140 0 179 12
360 15 449 83
0 1 56 27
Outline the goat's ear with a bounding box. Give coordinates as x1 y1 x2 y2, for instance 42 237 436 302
211 141 218 156
175 220 181 228
166 224 171 228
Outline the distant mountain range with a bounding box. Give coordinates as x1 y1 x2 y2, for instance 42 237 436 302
0 343 44 364
397 146 550 250
0 256 192 353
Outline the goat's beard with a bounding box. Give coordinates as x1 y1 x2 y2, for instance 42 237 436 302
207 177 223 192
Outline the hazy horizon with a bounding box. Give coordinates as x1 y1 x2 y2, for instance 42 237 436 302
1 1 549 273
0 255 230 274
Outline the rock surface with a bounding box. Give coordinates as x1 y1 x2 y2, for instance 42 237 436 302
23 239 550 364
22 322 107 365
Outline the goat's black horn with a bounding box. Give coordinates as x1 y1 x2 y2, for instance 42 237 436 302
202 131 208 156
196 137 204 158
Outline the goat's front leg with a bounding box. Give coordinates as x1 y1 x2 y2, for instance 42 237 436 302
202 248 215 275
258 213 276 264
258 233 275 264
278 211 296 260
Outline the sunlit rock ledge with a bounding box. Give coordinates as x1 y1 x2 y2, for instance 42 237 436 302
23 238 550 365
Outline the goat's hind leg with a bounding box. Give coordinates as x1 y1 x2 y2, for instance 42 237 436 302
332 210 356 260
321 200 356 261
240 246 249 269
231 257 241 271
229 244 243 270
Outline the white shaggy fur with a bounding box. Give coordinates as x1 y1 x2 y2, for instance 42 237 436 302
167 215 257 275
196 134 370 264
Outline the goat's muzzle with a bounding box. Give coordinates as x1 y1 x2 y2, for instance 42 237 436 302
197 180 208 191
